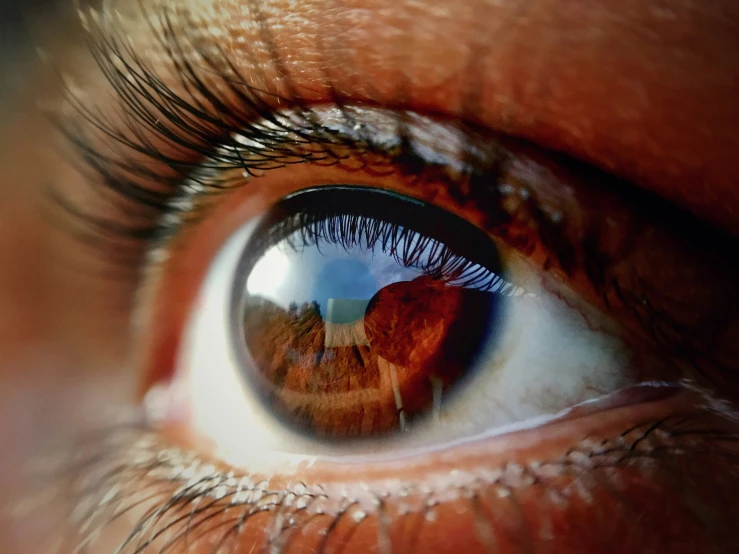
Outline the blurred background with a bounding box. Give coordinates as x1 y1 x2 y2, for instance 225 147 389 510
0 3 105 552
1 0 61 101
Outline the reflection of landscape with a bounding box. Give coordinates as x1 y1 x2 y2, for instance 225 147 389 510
242 276 496 437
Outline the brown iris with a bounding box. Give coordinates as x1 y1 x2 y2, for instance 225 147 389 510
237 187 505 438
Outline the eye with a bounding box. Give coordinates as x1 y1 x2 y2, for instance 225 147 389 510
135 105 718 469
159 180 650 457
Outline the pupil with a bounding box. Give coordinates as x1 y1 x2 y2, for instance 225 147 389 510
237 186 506 439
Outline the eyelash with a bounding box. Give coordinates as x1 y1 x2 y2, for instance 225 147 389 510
252 208 512 293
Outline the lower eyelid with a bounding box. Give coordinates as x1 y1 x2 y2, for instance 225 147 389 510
44 385 739 554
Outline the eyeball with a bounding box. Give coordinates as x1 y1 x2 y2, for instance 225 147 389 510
148 185 659 468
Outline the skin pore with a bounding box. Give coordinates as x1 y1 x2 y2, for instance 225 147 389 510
0 0 738 553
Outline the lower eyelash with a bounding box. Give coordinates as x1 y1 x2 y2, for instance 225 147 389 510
28 389 739 554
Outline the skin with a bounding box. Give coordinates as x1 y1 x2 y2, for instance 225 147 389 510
0 0 738 552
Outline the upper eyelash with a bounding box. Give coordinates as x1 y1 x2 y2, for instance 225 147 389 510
59 8 374 230
56 5 512 259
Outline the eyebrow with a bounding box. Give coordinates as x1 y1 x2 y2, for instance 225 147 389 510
83 0 739 235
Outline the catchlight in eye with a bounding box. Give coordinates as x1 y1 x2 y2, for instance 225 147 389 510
233 187 508 439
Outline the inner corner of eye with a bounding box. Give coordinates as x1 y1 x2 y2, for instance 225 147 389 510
163 184 650 458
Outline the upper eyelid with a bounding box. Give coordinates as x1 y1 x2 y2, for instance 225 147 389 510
157 106 505 232
40 407 727 554
58 3 739 384
67 0 739 236
61 6 739 302
58 5 672 239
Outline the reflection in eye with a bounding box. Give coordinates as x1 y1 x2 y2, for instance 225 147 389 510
240 186 505 438
21 2 739 553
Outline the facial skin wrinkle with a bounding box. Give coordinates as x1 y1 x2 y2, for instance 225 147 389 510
454 0 532 136
245 0 305 111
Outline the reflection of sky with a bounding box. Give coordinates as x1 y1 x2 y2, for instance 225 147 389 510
246 231 423 315
314 259 376 319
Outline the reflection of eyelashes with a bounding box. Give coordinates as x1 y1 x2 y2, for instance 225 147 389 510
270 213 504 290
248 189 508 292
